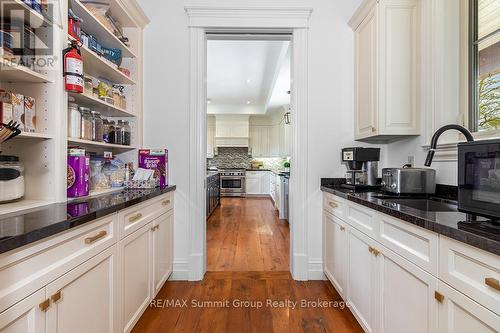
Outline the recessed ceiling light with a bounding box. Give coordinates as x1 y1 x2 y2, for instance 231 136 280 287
246 79 251 84
207 99 211 104
246 101 251 105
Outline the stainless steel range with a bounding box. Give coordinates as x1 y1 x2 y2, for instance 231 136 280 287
219 169 246 197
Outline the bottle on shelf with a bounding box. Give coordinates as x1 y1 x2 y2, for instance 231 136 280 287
79 107 92 140
91 111 103 142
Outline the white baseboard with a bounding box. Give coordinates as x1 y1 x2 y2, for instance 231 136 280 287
169 259 189 281
291 253 308 281
189 253 205 281
308 260 326 280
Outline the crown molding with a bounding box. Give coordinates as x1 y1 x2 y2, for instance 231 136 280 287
185 6 313 28
348 0 377 30
120 0 150 28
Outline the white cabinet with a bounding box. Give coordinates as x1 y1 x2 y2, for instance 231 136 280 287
0 289 46 333
323 212 347 297
350 0 420 142
246 171 271 195
346 226 379 333
120 223 152 333
207 124 215 158
379 245 438 333
46 246 118 333
152 211 174 296
249 126 270 157
438 282 500 333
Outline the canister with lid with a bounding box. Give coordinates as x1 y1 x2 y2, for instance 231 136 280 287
68 102 81 139
0 155 24 202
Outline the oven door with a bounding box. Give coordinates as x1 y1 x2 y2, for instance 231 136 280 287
220 176 245 195
458 140 500 219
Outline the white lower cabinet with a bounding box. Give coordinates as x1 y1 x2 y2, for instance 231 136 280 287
246 171 271 196
323 212 347 297
346 226 379 333
46 245 118 333
379 245 438 333
438 282 500 333
120 223 153 333
0 289 46 333
152 210 174 296
322 192 500 333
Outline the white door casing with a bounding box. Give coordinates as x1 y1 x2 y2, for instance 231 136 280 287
185 7 312 281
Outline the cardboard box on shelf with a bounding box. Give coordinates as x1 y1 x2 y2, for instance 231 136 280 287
138 149 169 187
0 90 12 124
24 95 36 132
11 93 25 131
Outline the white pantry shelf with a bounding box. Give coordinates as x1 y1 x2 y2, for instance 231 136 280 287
0 199 53 217
0 0 52 27
0 61 51 83
69 0 137 58
69 92 135 118
68 138 136 152
16 132 53 140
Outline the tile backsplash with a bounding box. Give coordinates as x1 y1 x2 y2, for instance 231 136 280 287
207 147 289 170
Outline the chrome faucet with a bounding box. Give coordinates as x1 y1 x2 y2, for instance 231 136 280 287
424 124 474 167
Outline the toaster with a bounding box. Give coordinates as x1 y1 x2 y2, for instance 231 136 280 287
382 168 436 194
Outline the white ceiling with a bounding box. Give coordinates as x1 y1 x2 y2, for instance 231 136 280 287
207 40 290 115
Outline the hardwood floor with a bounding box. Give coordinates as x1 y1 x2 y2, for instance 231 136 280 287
132 271 364 333
132 197 363 332
207 197 290 271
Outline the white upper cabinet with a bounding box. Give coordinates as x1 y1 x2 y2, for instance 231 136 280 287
350 0 420 143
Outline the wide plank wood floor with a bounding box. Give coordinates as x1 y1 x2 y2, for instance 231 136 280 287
132 271 364 333
207 197 290 271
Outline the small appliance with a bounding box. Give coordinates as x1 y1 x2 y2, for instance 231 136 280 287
341 147 380 189
458 139 500 220
219 169 246 197
381 167 436 194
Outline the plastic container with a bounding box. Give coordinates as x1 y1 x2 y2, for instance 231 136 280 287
79 107 92 140
0 155 24 202
68 102 81 139
91 111 103 142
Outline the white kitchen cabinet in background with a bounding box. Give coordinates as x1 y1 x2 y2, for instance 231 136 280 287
349 0 420 142
246 171 271 196
207 123 215 158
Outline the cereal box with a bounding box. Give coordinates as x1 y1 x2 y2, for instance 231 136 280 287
24 95 36 132
11 93 24 131
138 149 168 187
0 90 12 124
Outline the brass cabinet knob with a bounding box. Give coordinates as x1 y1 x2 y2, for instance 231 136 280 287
329 202 338 208
434 291 445 303
162 200 171 206
51 291 62 303
485 278 500 291
340 226 346 231
39 299 50 312
368 246 380 256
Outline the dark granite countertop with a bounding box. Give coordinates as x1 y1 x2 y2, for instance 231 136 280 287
206 171 219 178
321 183 499 256
0 186 176 255
246 168 270 171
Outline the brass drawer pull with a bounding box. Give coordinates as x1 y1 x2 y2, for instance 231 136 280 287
368 246 380 256
129 213 143 223
329 202 338 208
39 299 50 312
162 199 171 207
371 127 377 132
51 291 62 303
85 231 107 244
434 291 444 303
485 278 500 291
151 225 159 232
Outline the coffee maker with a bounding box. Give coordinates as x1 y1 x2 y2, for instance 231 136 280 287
341 147 380 189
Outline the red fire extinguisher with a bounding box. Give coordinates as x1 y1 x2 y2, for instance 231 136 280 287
63 40 84 93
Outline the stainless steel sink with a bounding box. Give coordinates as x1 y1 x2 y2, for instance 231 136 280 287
373 196 458 212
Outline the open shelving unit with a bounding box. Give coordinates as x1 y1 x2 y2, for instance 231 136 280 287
0 0 149 215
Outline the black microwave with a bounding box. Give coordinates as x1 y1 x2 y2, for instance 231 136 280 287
458 139 500 220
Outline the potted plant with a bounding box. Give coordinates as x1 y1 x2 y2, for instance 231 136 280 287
283 161 290 172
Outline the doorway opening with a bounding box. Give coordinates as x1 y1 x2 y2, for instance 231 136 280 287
205 34 292 272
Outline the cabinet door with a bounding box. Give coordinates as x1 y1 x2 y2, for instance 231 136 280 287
249 127 261 157
346 227 379 333
120 224 152 333
152 211 174 296
246 172 262 195
260 127 270 157
0 289 46 333
45 245 118 333
379 246 438 333
438 282 500 333
354 4 378 139
269 125 280 157
207 126 215 158
323 212 347 297
261 172 271 195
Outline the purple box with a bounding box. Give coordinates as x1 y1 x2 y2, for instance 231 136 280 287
138 149 168 187
67 149 90 198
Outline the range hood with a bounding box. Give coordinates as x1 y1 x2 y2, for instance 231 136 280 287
215 115 250 147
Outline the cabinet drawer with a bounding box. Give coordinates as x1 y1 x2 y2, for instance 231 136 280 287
0 214 116 313
378 213 438 276
323 193 345 219
345 201 378 238
119 193 173 239
439 236 500 315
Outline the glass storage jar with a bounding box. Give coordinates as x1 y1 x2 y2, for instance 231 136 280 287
79 107 92 140
102 119 111 143
117 120 131 146
113 121 122 145
91 111 104 142
68 102 81 139
0 155 24 202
